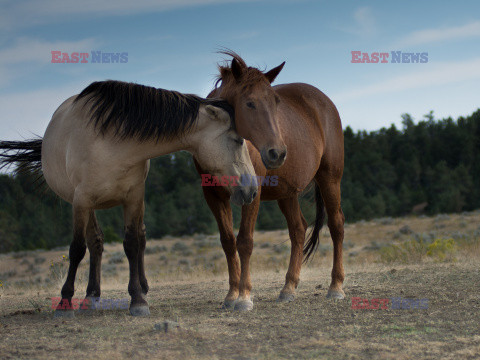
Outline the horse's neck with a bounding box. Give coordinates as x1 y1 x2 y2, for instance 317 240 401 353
130 138 187 162
121 132 198 164
118 113 207 162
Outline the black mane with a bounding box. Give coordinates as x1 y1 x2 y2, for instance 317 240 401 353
74 80 234 141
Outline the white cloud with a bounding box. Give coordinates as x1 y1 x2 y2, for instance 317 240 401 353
0 37 97 88
0 0 259 29
0 37 97 65
0 81 95 141
394 21 480 48
353 7 376 36
332 57 480 103
336 6 376 37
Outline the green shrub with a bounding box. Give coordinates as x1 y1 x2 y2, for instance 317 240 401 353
104 226 122 243
426 238 456 261
171 242 189 252
380 236 457 263
49 255 69 283
380 237 430 263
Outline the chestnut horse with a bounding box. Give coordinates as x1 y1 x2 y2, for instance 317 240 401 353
0 80 257 317
194 51 345 310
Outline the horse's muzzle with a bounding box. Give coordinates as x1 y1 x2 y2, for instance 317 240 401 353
231 186 258 206
260 147 287 170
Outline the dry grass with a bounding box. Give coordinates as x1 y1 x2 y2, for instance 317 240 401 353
0 211 479 359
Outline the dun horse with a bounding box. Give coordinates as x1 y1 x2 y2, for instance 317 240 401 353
194 51 345 310
0 80 257 317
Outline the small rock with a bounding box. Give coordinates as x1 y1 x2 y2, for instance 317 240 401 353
154 320 180 333
315 284 323 289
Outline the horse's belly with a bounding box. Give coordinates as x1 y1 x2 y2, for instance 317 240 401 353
81 171 145 208
260 171 313 200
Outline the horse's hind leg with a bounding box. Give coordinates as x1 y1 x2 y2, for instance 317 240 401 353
277 196 307 303
80 211 104 311
54 203 89 318
123 187 150 316
137 223 149 296
316 173 345 299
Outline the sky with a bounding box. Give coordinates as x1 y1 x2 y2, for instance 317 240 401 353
0 0 479 142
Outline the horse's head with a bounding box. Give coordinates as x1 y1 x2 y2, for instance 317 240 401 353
212 50 287 170
193 103 258 206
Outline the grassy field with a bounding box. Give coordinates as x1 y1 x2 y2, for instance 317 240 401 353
1 211 479 359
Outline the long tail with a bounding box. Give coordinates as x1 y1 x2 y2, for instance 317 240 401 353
0 138 43 176
303 182 326 262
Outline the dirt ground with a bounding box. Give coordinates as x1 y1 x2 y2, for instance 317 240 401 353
1 212 479 359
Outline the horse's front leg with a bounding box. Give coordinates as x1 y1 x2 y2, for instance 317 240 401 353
123 187 150 316
235 195 261 311
201 185 240 309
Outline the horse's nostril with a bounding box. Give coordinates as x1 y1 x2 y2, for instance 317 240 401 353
252 189 258 199
268 148 279 161
261 147 287 169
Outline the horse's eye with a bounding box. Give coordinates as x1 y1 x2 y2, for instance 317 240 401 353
275 95 280 104
246 101 256 109
234 138 244 145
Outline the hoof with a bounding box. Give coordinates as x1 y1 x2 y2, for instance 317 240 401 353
129 305 150 316
222 299 236 310
277 292 295 303
326 289 345 299
53 309 74 318
78 297 97 314
233 299 254 312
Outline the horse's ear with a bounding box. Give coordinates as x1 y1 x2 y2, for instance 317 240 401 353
205 105 229 123
231 58 243 81
265 61 285 83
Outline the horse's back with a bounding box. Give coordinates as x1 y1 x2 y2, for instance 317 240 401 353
274 82 342 134
274 82 344 176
